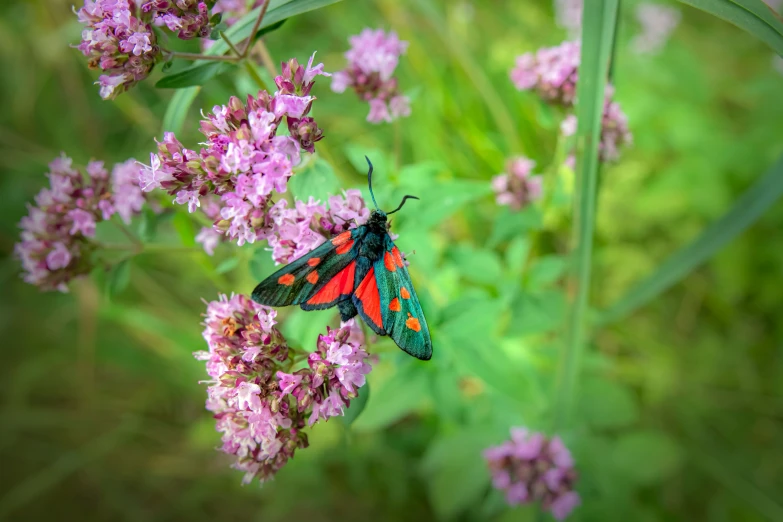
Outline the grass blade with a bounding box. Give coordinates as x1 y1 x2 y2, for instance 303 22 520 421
552 0 620 431
161 86 200 134
598 153 783 325
678 0 783 55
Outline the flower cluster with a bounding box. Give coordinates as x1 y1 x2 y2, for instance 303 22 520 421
140 53 329 248
492 157 543 211
266 189 370 264
631 3 681 55
510 40 632 162
15 155 145 292
75 0 218 99
194 294 371 484
485 428 580 520
332 28 411 124
554 0 583 37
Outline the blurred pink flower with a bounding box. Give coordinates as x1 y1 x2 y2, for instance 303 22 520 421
492 156 543 211
631 3 681 55
485 427 580 520
332 28 411 124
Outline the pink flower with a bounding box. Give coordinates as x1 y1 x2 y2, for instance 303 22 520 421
632 3 681 55
142 54 329 248
492 156 543 211
485 427 580 519
332 28 411 124
15 154 146 291
194 294 373 484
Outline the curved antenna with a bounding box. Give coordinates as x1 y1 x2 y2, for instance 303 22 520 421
365 156 380 210
387 195 420 215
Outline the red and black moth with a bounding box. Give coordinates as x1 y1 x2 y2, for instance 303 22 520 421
251 157 432 360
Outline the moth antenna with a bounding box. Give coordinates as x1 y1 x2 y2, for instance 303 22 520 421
386 195 420 215
365 156 380 210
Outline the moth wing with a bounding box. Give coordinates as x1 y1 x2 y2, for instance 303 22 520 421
251 228 364 307
373 235 432 360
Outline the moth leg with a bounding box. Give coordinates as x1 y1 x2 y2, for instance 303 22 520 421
337 299 358 321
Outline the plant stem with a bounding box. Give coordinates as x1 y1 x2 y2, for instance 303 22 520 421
552 0 619 432
169 51 238 62
220 31 243 58
243 61 269 91
241 0 271 58
254 39 278 79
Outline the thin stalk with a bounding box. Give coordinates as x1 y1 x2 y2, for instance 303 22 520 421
552 0 620 431
168 51 238 62
243 61 269 91
254 39 279 79
220 31 243 58
241 0 271 58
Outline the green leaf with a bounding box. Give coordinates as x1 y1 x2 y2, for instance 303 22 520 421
578 377 639 429
507 291 566 337
289 158 340 202
162 87 200 134
162 0 346 126
398 180 492 232
554 0 619 432
156 62 236 89
215 257 240 274
504 236 530 276
525 255 568 290
421 431 494 520
171 212 196 246
448 244 503 286
611 430 682 485
248 245 276 281
255 18 287 38
106 259 132 298
487 206 541 248
279 308 333 351
341 381 369 426
598 153 783 325
352 364 428 432
677 0 783 55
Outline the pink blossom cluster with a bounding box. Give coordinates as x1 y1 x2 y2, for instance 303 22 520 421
632 3 681 55
15 155 145 292
266 189 370 264
554 0 583 37
331 28 411 124
485 428 580 520
139 53 329 248
511 40 632 162
75 0 217 99
193 294 370 483
143 0 215 40
492 157 543 211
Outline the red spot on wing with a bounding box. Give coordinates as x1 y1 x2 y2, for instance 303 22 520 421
306 271 319 284
307 262 355 305
405 313 421 332
389 297 401 312
400 287 411 299
335 239 354 255
384 251 397 272
331 231 352 246
307 257 321 267
278 274 295 286
392 247 405 268
355 267 383 329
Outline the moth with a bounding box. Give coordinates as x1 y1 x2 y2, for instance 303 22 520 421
251 157 432 360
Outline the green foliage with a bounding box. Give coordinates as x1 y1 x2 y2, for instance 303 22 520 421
3 0 783 521
156 62 238 89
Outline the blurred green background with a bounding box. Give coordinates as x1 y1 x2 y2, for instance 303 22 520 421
2 0 783 521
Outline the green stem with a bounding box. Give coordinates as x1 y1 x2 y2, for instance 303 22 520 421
220 31 243 58
168 51 238 62
243 61 269 91
552 0 619 432
241 0 271 58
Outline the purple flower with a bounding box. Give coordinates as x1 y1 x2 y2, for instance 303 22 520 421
141 54 329 248
511 41 632 162
492 156 543 211
332 28 411 124
554 0 583 37
15 153 146 291
632 3 681 55
485 427 580 520
194 295 372 484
